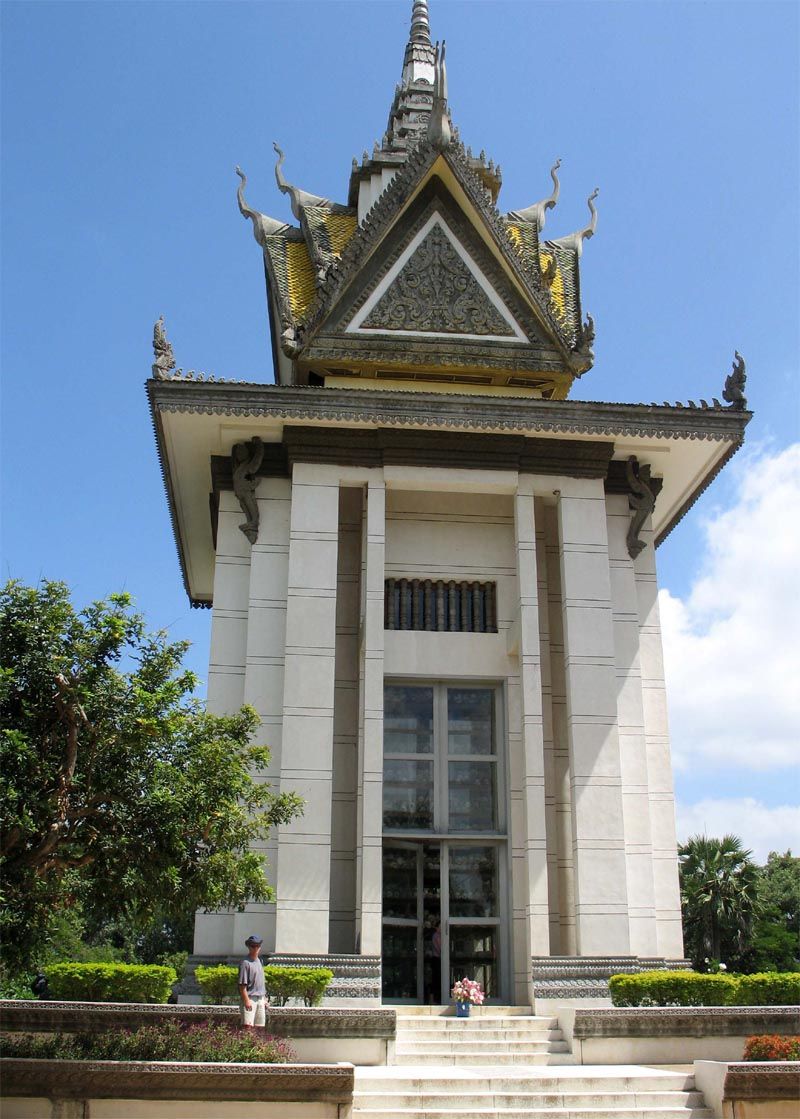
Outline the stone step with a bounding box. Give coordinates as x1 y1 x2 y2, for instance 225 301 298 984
358 1075 697 1093
389 1051 578 1066
397 1031 565 1044
354 1091 708 1110
352 1109 714 1119
394 1007 535 1017
397 1022 560 1033
395 1041 570 1056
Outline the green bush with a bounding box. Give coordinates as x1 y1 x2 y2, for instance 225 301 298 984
194 964 332 1006
44 963 177 1003
263 966 333 1007
609 970 737 1006
734 973 800 1007
195 965 238 1004
1 1021 295 1063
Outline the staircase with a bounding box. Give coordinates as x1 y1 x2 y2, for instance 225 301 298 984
353 1067 713 1118
391 1008 572 1066
351 1007 713 1118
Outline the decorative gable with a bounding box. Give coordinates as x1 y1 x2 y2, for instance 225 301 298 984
353 219 521 339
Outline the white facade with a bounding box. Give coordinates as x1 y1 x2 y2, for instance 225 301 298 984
194 459 684 1004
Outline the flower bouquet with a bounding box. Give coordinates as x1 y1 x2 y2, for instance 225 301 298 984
451 977 485 1016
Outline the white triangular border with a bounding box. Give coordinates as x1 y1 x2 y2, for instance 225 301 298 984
346 213 527 342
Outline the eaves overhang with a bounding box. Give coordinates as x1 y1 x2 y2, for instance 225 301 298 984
147 379 750 606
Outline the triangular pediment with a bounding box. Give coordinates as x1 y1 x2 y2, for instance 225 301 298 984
299 162 582 392
349 216 525 341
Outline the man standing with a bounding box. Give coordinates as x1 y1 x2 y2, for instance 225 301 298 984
238 934 267 1027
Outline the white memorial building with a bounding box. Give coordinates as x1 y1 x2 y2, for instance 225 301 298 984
149 1 750 1006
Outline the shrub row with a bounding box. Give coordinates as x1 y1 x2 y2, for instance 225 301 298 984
609 970 800 1007
195 965 333 1007
1 1020 295 1063
743 1035 800 1061
44 963 177 1004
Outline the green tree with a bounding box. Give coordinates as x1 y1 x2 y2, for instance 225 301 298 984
745 851 800 972
0 580 302 971
679 834 761 970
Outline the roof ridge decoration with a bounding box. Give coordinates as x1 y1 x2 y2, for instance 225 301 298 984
235 166 289 246
427 41 451 151
551 188 599 257
508 159 561 231
273 142 341 220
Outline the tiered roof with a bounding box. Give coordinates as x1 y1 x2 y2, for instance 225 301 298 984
236 0 601 398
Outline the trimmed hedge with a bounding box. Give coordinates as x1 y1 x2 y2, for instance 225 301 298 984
195 964 333 1007
609 970 800 1008
2 1021 296 1063
44 963 177 1004
609 970 737 1007
743 1035 800 1061
734 973 800 1007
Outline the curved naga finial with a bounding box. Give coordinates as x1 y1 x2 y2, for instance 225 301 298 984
552 188 599 257
236 166 287 244
508 159 562 230
273 142 332 220
152 315 176 379
235 167 287 246
625 456 656 560
427 41 452 151
722 350 747 409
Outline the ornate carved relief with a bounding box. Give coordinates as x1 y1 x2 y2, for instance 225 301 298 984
360 224 515 336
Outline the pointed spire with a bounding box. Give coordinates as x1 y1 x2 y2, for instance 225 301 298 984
402 0 436 85
410 0 431 44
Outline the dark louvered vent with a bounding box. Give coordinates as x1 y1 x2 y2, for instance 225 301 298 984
384 579 497 633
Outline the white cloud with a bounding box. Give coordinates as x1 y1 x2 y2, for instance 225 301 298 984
659 443 800 772
676 798 799 863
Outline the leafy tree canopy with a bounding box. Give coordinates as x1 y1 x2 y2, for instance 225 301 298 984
679 833 761 971
0 580 302 971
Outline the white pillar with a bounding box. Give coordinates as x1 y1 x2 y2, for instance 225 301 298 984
635 516 685 958
558 478 630 955
606 492 658 956
273 465 340 953
356 479 386 956
513 478 551 963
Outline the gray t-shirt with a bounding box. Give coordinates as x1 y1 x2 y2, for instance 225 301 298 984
238 957 266 998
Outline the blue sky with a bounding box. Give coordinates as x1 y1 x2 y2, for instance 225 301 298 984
2 0 798 860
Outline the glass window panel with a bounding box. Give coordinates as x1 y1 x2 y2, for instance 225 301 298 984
382 925 419 1000
448 760 495 831
448 846 498 917
384 686 434 754
383 759 434 830
449 925 497 998
382 847 418 919
447 688 494 755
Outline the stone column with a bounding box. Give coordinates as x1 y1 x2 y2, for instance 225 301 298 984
355 479 386 956
512 478 551 968
273 464 340 954
557 478 630 955
635 516 685 958
234 477 292 954
606 493 658 956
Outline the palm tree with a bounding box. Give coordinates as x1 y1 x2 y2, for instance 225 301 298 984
679 834 761 968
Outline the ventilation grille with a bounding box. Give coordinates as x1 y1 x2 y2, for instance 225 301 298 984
384 578 497 633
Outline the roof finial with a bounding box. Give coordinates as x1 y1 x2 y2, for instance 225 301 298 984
273 142 333 220
427 40 451 150
507 159 562 230
235 166 287 246
410 0 431 45
552 188 599 257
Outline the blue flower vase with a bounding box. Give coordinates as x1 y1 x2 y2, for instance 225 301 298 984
456 999 471 1017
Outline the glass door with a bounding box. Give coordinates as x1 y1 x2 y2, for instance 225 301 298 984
382 839 503 1003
